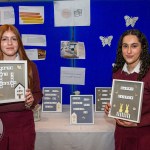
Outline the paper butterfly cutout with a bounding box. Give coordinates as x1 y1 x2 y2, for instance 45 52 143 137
124 15 139 27
99 36 113 47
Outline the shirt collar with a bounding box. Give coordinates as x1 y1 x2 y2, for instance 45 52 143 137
15 53 20 60
122 61 141 74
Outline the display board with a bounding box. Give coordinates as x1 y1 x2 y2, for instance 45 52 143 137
1 0 150 104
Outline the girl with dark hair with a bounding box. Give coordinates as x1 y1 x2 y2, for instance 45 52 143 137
105 29 150 150
0 24 43 150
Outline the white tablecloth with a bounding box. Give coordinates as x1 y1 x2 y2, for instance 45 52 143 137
35 105 115 150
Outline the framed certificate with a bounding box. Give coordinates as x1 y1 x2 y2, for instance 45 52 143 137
42 87 62 112
95 87 111 112
0 61 28 104
70 95 94 124
108 79 144 123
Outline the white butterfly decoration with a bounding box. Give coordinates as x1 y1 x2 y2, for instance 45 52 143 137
99 36 113 47
124 15 139 27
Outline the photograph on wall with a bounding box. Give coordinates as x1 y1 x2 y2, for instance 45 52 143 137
25 49 46 60
95 87 111 112
0 61 28 104
70 95 94 124
61 41 85 59
108 79 144 123
42 87 62 112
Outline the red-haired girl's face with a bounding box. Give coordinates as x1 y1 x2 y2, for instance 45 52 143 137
1 30 19 60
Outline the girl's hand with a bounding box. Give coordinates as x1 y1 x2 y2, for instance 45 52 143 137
25 89 34 109
104 103 111 115
115 119 137 127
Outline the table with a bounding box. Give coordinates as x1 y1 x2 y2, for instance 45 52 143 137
35 105 115 150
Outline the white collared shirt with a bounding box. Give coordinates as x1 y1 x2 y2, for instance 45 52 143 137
122 61 141 74
15 53 20 60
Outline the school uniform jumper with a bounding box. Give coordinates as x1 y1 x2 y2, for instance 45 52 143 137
113 68 150 150
0 62 43 150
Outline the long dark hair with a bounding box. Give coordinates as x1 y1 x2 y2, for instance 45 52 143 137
113 29 150 81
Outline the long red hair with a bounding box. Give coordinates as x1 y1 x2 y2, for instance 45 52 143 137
0 24 33 90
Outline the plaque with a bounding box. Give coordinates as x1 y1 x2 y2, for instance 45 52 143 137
42 87 62 112
70 95 94 124
0 61 27 104
95 87 111 112
108 79 144 123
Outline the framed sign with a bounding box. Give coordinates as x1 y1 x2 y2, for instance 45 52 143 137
42 87 62 112
70 95 94 124
0 61 28 104
95 87 111 112
108 79 144 123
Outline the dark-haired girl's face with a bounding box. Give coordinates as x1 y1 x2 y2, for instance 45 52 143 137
1 30 18 60
122 35 142 70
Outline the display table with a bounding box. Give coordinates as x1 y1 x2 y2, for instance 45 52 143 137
35 105 115 150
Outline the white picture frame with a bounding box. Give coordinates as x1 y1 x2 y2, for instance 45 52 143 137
0 60 28 104
108 79 144 123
